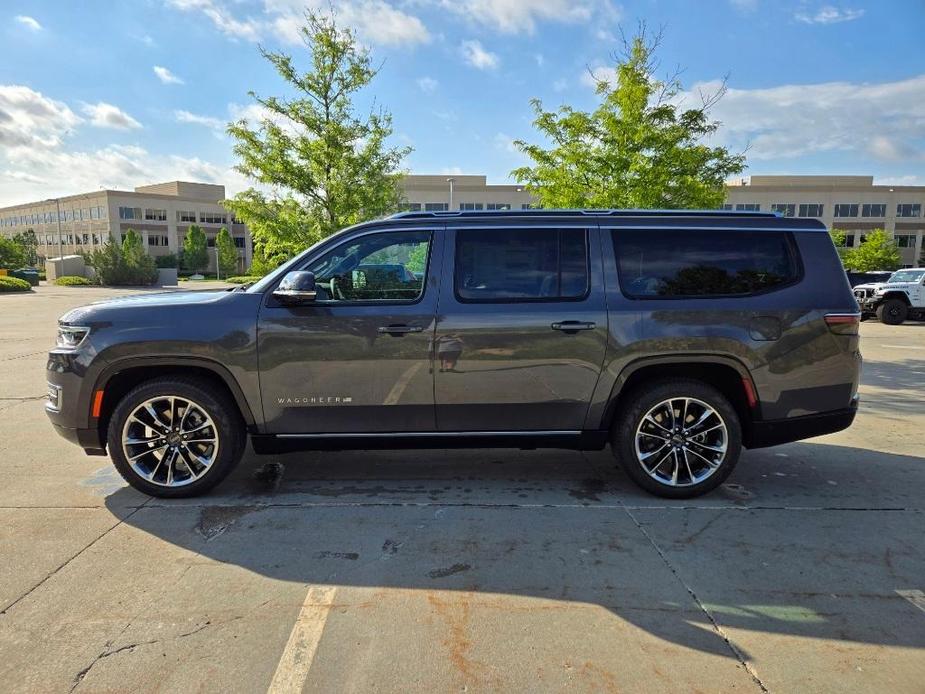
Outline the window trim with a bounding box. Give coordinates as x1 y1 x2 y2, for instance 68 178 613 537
452 227 592 305
612 228 804 301
270 228 435 308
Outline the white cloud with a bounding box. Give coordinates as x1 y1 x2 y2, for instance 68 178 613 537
553 78 569 92
153 65 184 85
416 76 438 93
580 64 617 89
165 0 261 41
15 15 42 31
460 40 499 70
873 175 925 187
683 74 925 162
0 85 81 149
441 166 465 175
167 0 430 47
436 0 619 35
795 5 865 24
0 84 248 207
494 132 518 153
81 102 142 130
175 109 224 129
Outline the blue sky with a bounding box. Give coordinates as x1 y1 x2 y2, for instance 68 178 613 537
1 0 923 206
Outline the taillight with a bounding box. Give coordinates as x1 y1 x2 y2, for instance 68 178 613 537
824 313 860 335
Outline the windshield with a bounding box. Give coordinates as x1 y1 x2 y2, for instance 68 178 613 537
887 270 925 284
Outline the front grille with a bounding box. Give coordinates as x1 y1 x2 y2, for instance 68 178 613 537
854 288 871 300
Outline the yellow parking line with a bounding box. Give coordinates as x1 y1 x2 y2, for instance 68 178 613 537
268 585 338 693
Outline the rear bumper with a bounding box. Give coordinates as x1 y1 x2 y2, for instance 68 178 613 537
745 398 858 449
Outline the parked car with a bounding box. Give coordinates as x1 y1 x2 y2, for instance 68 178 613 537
46 209 861 499
853 267 925 324
846 270 892 288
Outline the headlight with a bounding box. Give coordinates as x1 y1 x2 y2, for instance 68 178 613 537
56 325 90 349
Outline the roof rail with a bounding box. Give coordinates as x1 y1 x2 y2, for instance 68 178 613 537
388 208 780 220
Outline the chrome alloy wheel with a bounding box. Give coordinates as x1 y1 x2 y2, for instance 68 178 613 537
121 396 219 487
634 397 728 487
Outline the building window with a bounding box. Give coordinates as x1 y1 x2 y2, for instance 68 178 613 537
521 204 541 210
895 234 918 248
177 210 197 222
798 203 823 217
486 203 511 210
397 203 422 212
861 203 885 217
424 203 448 212
834 203 858 217
719 204 733 210
459 203 484 211
200 211 227 224
147 235 169 246
897 203 921 218
119 206 141 220
771 203 795 217
145 208 167 221
735 203 760 211
233 236 245 248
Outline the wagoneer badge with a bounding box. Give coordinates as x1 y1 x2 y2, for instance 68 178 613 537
277 396 353 406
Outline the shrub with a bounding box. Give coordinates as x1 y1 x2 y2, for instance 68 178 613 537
0 237 27 269
155 253 179 268
225 275 261 284
0 276 31 292
82 240 158 286
55 275 92 286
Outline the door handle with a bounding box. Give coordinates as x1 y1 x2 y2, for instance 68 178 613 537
377 324 424 335
551 321 596 332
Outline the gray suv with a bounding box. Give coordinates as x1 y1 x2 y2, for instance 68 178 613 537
46 210 861 499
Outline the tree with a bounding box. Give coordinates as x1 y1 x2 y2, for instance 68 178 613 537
512 27 745 209
225 9 410 268
829 229 850 266
843 229 901 272
215 226 238 277
121 229 145 266
182 224 208 272
12 229 38 266
0 237 27 269
83 232 157 286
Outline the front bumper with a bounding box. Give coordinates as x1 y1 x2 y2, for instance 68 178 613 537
745 397 859 448
50 422 107 455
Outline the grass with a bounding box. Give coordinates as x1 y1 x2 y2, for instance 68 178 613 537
0 276 32 292
55 275 93 287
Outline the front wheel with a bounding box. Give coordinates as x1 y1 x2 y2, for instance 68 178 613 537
876 299 907 325
108 377 246 498
612 379 742 498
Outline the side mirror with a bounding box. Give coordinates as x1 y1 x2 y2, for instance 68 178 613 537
273 271 317 305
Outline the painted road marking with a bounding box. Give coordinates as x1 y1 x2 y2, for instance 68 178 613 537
879 344 923 350
268 585 338 693
896 589 925 615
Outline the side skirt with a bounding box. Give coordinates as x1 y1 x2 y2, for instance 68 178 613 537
250 430 610 454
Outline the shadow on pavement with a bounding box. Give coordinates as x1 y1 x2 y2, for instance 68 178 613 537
104 442 925 662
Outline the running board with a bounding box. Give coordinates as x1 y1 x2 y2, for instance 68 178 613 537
250 430 609 453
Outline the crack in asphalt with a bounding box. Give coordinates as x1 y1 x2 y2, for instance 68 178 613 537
0 497 154 616
622 503 771 693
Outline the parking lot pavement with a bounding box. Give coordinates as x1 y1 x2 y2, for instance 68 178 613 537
1 285 923 693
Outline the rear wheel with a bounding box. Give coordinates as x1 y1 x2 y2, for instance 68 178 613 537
612 379 742 498
876 298 907 325
108 377 245 498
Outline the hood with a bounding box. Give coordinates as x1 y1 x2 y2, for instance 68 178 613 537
853 282 886 292
59 289 235 325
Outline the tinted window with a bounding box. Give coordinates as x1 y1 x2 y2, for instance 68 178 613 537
455 228 588 301
305 231 430 303
613 229 800 298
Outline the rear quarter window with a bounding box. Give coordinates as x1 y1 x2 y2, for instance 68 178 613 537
612 229 801 299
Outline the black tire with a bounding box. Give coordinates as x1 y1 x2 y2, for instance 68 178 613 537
876 299 907 325
612 379 742 499
107 377 246 498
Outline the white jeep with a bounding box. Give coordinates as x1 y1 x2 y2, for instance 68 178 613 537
854 268 925 324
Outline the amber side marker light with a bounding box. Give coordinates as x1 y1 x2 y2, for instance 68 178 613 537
91 390 104 418
824 313 861 336
741 378 758 409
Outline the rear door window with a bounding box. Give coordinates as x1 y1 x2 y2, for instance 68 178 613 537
613 229 800 298
455 228 589 302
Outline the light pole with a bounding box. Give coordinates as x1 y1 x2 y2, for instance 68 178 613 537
46 198 63 265
446 177 455 210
